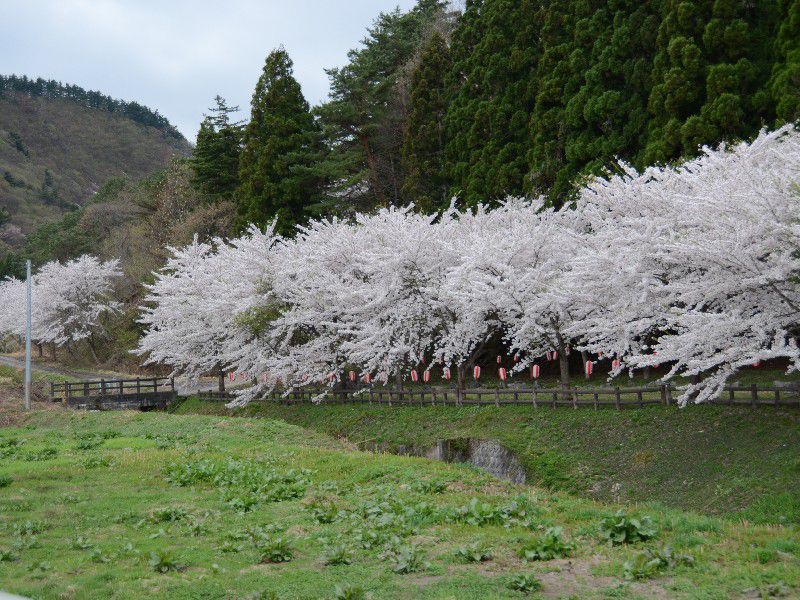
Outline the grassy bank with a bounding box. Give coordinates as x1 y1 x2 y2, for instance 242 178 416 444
0 410 798 599
174 398 800 526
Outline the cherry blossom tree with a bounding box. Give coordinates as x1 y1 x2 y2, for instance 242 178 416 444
568 125 800 404
135 225 280 391
0 255 121 359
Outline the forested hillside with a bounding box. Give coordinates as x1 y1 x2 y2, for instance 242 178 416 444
0 76 190 244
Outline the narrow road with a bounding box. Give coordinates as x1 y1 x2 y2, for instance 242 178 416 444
0 355 115 380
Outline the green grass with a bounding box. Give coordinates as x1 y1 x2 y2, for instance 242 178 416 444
174 396 800 527
0 410 797 599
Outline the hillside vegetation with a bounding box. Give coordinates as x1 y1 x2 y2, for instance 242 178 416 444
0 86 190 238
0 409 797 599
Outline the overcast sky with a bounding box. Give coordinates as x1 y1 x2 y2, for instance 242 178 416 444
3 0 419 141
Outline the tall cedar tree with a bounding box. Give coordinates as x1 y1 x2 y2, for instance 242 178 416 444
314 0 447 214
191 95 243 199
401 30 452 212
769 0 800 123
558 2 660 200
236 49 322 235
443 0 541 207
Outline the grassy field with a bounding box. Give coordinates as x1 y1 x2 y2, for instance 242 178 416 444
0 409 797 599
174 397 800 528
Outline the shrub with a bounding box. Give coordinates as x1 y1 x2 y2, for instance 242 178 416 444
411 480 447 494
332 585 373 599
388 543 428 574
308 500 340 524
81 456 112 468
448 496 536 527
0 548 19 562
0 475 12 488
257 536 294 563
518 527 575 561
70 536 93 550
454 541 493 563
600 511 657 546
75 439 103 451
24 447 58 461
149 506 190 523
323 544 354 566
624 546 694 580
507 573 542 594
148 550 186 573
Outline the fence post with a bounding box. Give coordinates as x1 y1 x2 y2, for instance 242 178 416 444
614 387 621 410
637 390 643 408
494 388 500 408
728 387 735 405
136 378 141 402
593 391 598 410
532 388 537 409
551 390 557 408
751 383 758 407
774 388 780 408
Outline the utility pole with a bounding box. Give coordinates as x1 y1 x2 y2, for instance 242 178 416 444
24 260 31 410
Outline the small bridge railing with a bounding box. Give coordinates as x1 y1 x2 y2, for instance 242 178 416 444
198 382 800 409
51 377 175 403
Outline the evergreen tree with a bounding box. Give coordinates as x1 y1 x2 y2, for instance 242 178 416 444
642 0 711 165
314 0 448 214
525 1 578 201
558 2 659 202
770 0 800 123
191 96 243 199
401 30 452 213
443 0 541 206
236 48 323 235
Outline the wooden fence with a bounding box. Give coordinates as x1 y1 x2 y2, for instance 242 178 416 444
51 377 176 410
197 382 800 409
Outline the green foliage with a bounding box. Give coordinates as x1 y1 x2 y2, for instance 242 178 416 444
410 479 447 494
600 511 657 546
191 96 243 199
148 549 186 573
322 543 354 566
507 573 542 594
454 541 493 563
313 1 448 214
332 585 372 600
448 496 535 527
0 474 12 488
387 542 428 574
401 30 452 212
0 548 19 562
623 546 694 580
518 526 575 561
307 500 340 524
257 536 295 563
236 48 323 235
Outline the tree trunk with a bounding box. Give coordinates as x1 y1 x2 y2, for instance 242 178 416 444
37 343 43 358
50 343 56 360
456 364 466 405
218 373 225 393
86 337 99 363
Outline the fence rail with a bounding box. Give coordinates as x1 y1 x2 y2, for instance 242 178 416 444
197 382 800 409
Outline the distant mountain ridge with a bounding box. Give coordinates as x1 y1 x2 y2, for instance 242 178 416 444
0 75 184 140
0 75 191 243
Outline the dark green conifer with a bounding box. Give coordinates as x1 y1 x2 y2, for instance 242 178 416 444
236 48 323 235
